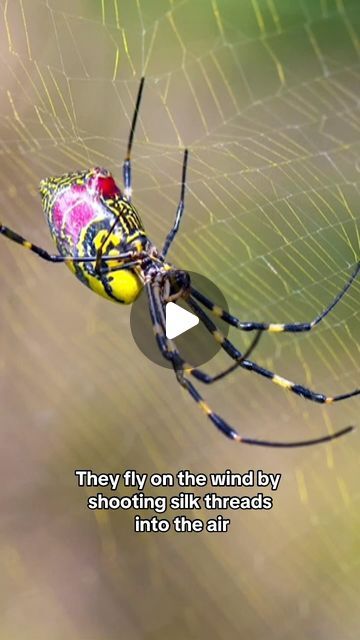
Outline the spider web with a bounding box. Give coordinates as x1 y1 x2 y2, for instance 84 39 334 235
0 2 359 639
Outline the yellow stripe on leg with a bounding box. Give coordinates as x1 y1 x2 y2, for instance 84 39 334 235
268 323 285 333
198 400 212 415
272 374 293 389
212 330 224 344
211 305 224 318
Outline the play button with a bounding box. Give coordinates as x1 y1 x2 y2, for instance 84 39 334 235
165 302 199 339
130 270 231 368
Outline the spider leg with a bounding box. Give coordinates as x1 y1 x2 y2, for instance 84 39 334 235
0 226 145 266
97 260 144 275
181 328 262 383
0 224 69 262
94 78 145 271
186 294 360 404
190 260 360 333
152 280 261 383
123 76 145 202
94 216 125 273
161 149 189 259
146 282 354 447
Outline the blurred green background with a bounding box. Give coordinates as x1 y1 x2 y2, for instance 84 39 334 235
0 1 359 638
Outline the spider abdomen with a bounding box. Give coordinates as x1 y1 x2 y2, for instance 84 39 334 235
40 168 148 303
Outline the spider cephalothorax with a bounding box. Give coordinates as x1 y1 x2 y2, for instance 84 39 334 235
1 77 359 448
159 270 192 304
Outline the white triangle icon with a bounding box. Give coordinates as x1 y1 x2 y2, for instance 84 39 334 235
165 302 199 339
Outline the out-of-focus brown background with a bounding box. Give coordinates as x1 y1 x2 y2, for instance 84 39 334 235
0 1 359 638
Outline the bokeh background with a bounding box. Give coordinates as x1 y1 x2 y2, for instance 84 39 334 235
0 1 359 638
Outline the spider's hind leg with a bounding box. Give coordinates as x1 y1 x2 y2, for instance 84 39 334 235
0 226 144 270
0 224 68 262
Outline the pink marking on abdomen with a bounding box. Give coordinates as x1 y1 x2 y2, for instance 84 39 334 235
53 184 101 245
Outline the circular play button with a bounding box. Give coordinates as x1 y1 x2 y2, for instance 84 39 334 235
165 302 199 339
130 271 230 368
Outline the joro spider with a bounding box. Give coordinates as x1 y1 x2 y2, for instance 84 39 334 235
1 77 359 449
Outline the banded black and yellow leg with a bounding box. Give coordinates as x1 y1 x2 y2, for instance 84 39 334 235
182 331 262 384
0 225 144 267
146 282 354 447
161 149 189 259
0 224 66 262
173 371 353 448
190 261 360 333
123 76 145 202
187 294 360 405
151 280 261 382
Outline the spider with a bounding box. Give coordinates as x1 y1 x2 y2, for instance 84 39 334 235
1 77 359 448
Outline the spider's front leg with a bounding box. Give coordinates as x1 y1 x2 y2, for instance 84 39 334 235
190 261 360 334
187 294 360 405
146 281 354 448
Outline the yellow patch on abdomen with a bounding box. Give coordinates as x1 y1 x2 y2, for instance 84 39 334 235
102 269 143 304
67 260 143 304
65 260 77 275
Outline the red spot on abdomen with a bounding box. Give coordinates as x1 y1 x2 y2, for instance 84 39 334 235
97 175 121 198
